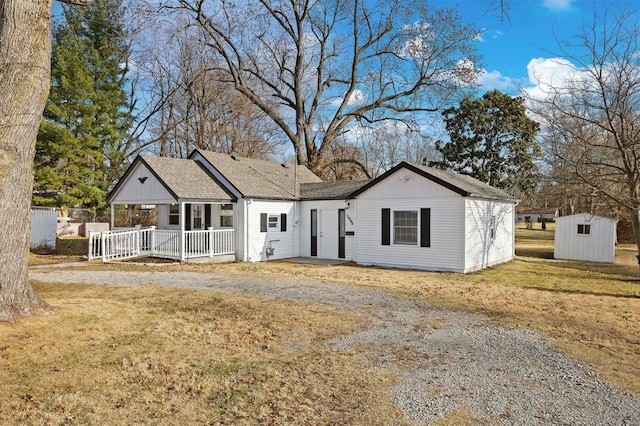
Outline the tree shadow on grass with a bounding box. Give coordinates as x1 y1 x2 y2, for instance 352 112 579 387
521 285 640 299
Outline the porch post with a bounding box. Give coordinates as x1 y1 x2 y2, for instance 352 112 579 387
149 226 156 256
180 201 186 261
110 204 115 230
208 226 214 257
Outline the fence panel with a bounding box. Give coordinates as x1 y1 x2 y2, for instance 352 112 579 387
30 208 57 249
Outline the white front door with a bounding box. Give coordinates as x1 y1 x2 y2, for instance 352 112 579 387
319 209 338 258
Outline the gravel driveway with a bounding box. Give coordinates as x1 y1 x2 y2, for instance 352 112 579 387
29 269 640 425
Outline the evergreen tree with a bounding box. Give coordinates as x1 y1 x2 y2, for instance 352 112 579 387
432 90 541 196
33 0 132 213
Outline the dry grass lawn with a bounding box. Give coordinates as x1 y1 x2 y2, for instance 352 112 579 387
1 284 402 425
19 225 640 423
74 225 638 396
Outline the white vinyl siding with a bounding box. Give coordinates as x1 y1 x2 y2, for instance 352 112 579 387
355 169 466 272
110 162 176 204
299 200 355 260
245 200 297 261
554 214 616 263
463 199 515 273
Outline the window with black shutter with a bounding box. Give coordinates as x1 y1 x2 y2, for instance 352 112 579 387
420 208 431 247
382 208 390 245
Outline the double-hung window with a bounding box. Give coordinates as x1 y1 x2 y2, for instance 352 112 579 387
393 210 418 245
268 215 279 229
220 204 233 227
169 204 179 225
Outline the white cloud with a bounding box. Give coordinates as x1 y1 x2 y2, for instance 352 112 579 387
325 89 369 108
477 69 515 91
347 89 368 106
543 0 573 11
524 57 580 99
493 30 503 39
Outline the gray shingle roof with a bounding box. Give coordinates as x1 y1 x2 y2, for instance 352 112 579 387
300 180 371 199
350 162 519 202
411 164 519 202
194 150 322 199
141 156 235 201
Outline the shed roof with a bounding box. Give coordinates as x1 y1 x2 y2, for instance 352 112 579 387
554 213 618 223
107 155 235 203
350 162 519 203
193 149 322 200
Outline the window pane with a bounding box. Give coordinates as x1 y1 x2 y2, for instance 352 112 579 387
169 204 179 225
393 210 417 245
268 215 278 228
221 215 233 227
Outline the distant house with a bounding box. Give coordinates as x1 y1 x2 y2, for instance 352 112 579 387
554 214 617 263
516 206 558 223
101 149 519 273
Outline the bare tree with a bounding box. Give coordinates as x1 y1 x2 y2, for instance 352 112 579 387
132 18 282 159
171 0 481 174
0 0 90 321
529 7 640 254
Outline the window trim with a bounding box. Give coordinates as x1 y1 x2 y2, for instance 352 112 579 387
393 210 418 246
267 214 279 231
577 224 591 235
169 204 179 226
192 204 204 230
220 204 233 228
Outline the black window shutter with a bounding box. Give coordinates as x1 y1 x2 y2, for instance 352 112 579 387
204 204 212 228
420 208 431 247
382 208 390 245
185 203 192 231
260 213 267 232
281 213 287 232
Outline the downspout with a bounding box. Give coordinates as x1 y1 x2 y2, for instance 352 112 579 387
110 204 115 230
245 198 251 261
293 161 298 258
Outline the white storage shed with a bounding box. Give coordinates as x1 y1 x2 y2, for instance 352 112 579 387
553 214 617 263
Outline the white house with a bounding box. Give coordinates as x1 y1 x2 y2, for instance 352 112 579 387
554 214 617 263
516 206 558 223
101 149 519 273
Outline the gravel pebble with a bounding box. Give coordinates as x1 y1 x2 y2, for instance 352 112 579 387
30 269 640 425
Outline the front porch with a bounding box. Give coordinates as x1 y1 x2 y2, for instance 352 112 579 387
88 226 236 263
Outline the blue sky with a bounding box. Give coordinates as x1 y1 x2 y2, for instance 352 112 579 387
433 0 632 94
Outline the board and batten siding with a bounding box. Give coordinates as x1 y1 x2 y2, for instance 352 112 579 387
245 200 297 261
463 199 515 272
110 162 176 204
30 207 57 249
299 200 356 260
354 169 466 272
554 214 616 263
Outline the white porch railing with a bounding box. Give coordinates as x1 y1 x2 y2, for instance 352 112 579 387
88 227 235 262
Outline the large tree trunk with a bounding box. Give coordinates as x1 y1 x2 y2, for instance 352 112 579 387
0 0 53 321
